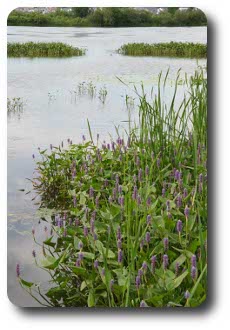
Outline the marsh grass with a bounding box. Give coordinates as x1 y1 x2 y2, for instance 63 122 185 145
7 97 25 118
118 42 207 58
8 42 85 57
18 69 207 307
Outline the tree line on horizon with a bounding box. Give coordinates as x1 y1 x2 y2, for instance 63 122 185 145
8 7 207 27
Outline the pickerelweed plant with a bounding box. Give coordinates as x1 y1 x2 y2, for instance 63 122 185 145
18 68 207 307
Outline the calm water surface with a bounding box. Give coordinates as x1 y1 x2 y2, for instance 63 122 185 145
7 26 207 306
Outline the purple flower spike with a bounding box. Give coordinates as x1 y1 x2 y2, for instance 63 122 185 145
132 185 138 200
138 168 143 182
183 188 188 198
75 259 81 267
162 188 166 197
146 214 151 225
78 241 83 250
117 226 121 240
32 154 35 159
138 268 143 277
176 195 182 208
163 254 169 270
94 260 99 269
118 249 123 263
163 238 169 251
157 158 160 168
136 275 141 290
191 266 197 280
93 233 98 241
184 290 190 300
78 252 84 260
89 186 94 198
145 166 149 176
137 195 141 206
120 196 125 207
146 231 151 244
166 200 170 212
176 220 183 233
142 261 147 271
117 239 122 249
184 205 190 218
83 226 88 237
140 300 148 307
16 263 20 277
191 255 196 268
151 255 157 273
146 196 151 207
82 135 86 141
199 173 203 183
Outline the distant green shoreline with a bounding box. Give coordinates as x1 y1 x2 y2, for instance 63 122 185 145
7 8 207 28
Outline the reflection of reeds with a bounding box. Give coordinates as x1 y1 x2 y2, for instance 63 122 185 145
118 42 207 58
7 42 85 57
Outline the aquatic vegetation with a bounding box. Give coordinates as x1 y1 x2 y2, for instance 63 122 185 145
18 69 207 307
7 97 25 118
7 42 85 57
98 86 108 104
118 42 207 58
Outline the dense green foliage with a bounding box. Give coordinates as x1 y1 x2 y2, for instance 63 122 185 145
118 42 207 58
8 7 207 27
7 42 85 57
18 69 207 307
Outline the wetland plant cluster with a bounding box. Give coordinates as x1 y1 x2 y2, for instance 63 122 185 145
70 82 108 104
7 42 85 57
118 42 207 58
18 69 207 307
7 97 25 118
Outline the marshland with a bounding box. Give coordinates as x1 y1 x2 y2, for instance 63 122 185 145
8 14 207 307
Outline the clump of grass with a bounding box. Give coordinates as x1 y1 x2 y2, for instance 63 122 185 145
7 42 85 57
98 86 108 104
7 97 25 118
18 69 207 307
118 42 207 58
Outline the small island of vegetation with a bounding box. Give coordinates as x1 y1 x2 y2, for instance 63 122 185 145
7 42 85 57
118 42 207 58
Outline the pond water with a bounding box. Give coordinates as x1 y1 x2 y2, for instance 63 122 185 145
7 26 207 306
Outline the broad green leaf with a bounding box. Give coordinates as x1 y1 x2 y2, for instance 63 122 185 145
166 270 189 291
20 278 34 288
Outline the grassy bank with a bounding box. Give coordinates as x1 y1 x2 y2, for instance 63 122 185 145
18 69 207 307
7 42 85 57
118 42 207 58
8 8 207 27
